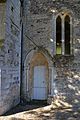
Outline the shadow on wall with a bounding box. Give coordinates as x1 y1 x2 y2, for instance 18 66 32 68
53 56 80 109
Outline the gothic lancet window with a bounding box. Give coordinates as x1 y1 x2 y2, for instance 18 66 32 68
65 15 70 54
56 16 62 54
56 13 72 55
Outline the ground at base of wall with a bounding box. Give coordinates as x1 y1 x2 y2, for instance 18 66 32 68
0 102 80 120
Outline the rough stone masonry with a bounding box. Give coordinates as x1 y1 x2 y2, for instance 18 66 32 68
0 0 21 115
0 0 80 115
22 0 80 108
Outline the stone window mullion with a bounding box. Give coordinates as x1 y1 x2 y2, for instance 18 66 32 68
70 17 73 54
54 17 56 55
62 16 65 55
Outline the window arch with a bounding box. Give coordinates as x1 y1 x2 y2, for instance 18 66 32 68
65 15 70 54
56 16 62 54
55 13 72 55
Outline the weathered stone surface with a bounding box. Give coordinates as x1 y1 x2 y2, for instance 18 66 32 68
22 0 80 109
0 0 80 115
0 0 21 115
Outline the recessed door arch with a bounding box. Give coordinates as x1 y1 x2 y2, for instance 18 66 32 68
30 52 49 100
23 50 53 101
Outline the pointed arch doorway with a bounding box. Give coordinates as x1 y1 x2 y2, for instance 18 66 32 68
30 52 49 100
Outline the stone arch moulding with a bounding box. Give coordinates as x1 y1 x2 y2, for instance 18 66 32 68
23 49 55 101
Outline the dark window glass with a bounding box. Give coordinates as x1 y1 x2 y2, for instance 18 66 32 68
56 16 62 54
65 15 70 54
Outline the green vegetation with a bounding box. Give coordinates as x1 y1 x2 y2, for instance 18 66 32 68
56 46 62 54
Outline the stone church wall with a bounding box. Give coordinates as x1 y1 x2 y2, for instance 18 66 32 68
22 0 80 108
0 0 21 115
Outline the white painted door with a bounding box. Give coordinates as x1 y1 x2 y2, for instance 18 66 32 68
32 66 47 100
